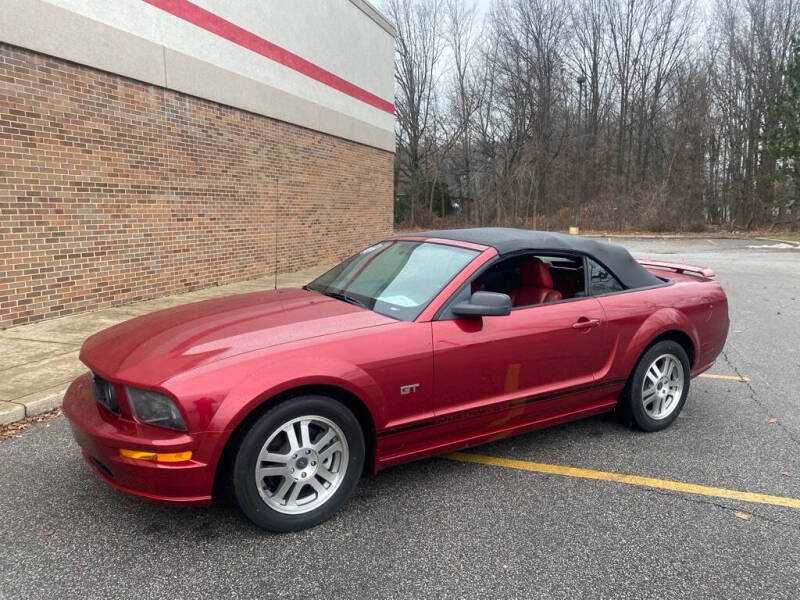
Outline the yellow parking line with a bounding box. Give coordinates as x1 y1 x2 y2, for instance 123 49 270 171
444 452 800 510
698 373 750 382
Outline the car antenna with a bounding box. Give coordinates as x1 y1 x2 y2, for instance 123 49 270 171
274 175 279 291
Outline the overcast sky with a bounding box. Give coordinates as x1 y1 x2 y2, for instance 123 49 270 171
452 0 713 25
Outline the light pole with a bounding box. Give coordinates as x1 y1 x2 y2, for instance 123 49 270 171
571 75 586 234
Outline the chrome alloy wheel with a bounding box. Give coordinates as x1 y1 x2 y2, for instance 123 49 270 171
641 353 685 420
254 415 349 514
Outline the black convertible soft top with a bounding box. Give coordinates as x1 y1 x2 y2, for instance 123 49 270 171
404 227 662 289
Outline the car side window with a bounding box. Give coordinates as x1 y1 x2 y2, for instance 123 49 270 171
588 258 624 295
439 253 588 319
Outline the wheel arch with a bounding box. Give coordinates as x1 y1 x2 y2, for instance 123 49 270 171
645 329 696 367
212 383 378 496
621 307 700 373
621 328 696 396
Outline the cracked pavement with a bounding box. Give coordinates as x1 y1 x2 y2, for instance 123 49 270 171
0 237 798 599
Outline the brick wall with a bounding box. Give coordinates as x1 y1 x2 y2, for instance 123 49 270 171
0 44 394 329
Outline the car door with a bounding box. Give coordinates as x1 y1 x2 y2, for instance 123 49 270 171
430 294 612 440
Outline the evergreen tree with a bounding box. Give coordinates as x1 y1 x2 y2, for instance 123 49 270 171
764 36 800 216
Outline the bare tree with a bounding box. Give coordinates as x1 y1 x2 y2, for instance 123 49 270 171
709 0 799 228
383 0 800 232
444 0 479 212
385 0 444 225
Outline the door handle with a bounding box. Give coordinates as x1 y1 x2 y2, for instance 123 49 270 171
572 318 601 330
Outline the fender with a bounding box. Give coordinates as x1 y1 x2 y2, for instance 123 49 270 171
213 355 385 431
616 307 701 377
200 354 386 468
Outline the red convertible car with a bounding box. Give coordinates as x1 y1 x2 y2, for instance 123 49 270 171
64 228 729 531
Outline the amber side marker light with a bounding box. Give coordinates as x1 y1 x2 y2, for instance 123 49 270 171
119 449 192 463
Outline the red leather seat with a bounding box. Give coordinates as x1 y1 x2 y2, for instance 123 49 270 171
509 258 563 307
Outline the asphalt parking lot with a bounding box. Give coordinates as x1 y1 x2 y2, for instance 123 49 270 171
1 237 799 600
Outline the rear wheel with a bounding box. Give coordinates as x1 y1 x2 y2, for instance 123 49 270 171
231 395 365 532
621 340 690 432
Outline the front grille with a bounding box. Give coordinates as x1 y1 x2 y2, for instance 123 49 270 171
92 373 120 415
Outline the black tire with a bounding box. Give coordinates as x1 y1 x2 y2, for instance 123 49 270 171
620 340 691 432
230 395 365 532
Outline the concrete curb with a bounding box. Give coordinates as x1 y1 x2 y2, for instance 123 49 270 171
0 402 26 426
0 391 66 426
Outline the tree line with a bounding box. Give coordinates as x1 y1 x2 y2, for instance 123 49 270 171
384 0 800 231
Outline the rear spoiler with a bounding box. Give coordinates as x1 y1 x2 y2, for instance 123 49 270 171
637 259 715 278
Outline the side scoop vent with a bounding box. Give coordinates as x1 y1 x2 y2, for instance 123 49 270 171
92 373 120 415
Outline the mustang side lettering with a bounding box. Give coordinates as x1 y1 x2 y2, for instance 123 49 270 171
64 228 729 531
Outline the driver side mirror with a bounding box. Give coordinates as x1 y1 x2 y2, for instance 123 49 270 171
451 291 512 317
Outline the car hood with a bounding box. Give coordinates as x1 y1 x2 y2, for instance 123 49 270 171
80 288 394 384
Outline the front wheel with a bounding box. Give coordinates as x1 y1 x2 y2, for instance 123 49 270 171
231 396 365 532
621 340 691 432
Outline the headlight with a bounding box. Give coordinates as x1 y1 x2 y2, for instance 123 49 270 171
126 387 187 431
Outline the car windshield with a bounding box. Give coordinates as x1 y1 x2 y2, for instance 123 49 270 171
305 241 479 321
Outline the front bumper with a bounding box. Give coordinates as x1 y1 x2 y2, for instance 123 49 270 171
63 373 223 506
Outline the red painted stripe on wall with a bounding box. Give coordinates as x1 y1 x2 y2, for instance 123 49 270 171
143 0 394 114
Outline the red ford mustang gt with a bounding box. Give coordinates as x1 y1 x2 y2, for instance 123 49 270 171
64 228 729 531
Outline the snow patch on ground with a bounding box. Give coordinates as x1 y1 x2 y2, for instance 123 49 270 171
746 242 800 249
